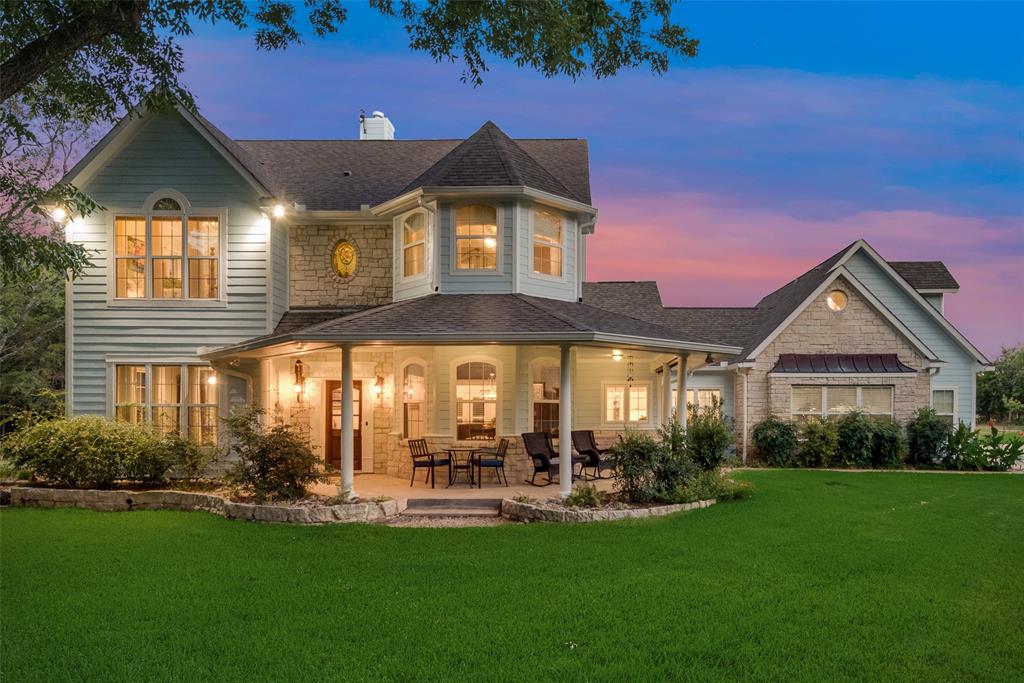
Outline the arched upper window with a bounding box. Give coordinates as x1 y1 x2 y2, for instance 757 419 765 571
402 212 426 278
402 362 426 439
454 204 497 270
114 190 220 300
455 361 497 440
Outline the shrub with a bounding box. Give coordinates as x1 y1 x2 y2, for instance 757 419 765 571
3 416 170 488
674 470 754 503
870 420 906 468
564 482 603 508
979 427 1024 471
686 407 734 471
906 408 951 467
752 416 798 467
163 434 220 481
223 405 324 502
835 411 873 468
943 422 985 470
798 417 838 468
611 423 696 504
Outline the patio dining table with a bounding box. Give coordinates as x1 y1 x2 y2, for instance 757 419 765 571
445 447 485 488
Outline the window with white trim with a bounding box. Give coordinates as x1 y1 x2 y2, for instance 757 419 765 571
531 363 560 435
686 389 723 413
455 362 497 440
605 385 649 423
791 385 894 422
114 198 220 299
402 212 426 277
532 210 563 277
402 363 426 439
931 389 956 425
454 205 497 270
114 363 219 444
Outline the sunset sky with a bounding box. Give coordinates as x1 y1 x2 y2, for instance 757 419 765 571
179 2 1022 357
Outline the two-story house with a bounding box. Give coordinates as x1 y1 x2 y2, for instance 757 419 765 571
60 105 990 496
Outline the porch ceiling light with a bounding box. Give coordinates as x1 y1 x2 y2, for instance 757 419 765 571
272 204 286 218
611 350 623 362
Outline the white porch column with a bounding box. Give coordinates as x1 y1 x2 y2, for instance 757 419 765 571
559 344 573 498
675 353 689 430
661 361 673 426
339 344 356 499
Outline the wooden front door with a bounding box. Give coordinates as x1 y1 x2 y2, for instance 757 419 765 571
326 380 362 471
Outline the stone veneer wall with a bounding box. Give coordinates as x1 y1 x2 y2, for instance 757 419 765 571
740 276 932 460
290 224 392 306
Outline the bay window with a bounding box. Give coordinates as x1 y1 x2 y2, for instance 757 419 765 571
114 195 221 300
114 363 219 444
455 362 497 440
532 210 563 277
402 213 426 277
455 205 497 270
791 385 894 422
605 384 650 424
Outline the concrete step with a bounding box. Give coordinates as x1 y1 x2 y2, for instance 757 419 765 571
402 498 502 517
400 507 501 518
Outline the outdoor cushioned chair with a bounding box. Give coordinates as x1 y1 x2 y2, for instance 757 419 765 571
474 438 510 487
521 432 586 486
408 439 451 488
571 430 614 480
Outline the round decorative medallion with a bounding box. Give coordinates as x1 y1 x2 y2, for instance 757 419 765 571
331 241 357 278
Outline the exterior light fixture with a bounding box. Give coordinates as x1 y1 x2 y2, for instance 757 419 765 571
611 350 623 362
293 359 306 402
272 204 286 218
705 352 714 364
207 374 218 386
51 206 68 222
373 375 385 402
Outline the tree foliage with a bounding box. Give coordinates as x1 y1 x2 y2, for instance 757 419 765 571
977 345 1024 423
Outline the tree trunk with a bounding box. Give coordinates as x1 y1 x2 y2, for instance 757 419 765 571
0 1 149 104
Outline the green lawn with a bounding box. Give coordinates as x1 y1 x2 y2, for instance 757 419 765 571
2 471 1022 682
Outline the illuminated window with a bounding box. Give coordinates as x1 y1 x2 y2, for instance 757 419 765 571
531 363 560 434
113 363 218 442
403 213 426 277
188 366 219 445
532 210 563 277
792 385 893 423
455 362 497 440
403 363 426 439
455 205 497 270
686 389 723 413
114 365 146 423
826 289 848 312
605 385 649 423
113 193 220 300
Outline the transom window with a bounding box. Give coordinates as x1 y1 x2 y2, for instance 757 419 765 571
403 363 426 439
605 385 649 424
531 363 560 435
114 363 219 444
791 385 893 422
455 205 497 270
931 389 956 425
402 213 425 278
532 210 563 277
114 198 220 299
455 362 497 440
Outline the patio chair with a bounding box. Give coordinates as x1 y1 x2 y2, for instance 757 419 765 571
521 432 586 486
571 430 614 480
408 439 451 488
474 438 510 487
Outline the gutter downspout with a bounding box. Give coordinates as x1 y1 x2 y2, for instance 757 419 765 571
735 367 749 465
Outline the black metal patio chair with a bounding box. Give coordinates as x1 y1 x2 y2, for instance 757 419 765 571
408 438 451 488
521 432 585 486
474 438 509 487
571 430 614 480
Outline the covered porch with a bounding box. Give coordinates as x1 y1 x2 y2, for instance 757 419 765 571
201 294 741 498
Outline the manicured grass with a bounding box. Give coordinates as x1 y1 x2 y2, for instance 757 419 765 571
3 471 1022 682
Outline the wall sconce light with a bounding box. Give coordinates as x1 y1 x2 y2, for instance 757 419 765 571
272 203 286 218
293 359 306 402
705 352 715 365
207 373 218 386
50 206 68 223
373 375 384 402
611 350 623 362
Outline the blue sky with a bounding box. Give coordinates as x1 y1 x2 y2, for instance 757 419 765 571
180 2 1023 356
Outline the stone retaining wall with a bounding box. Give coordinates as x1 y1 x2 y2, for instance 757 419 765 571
8 487 400 524
500 497 715 523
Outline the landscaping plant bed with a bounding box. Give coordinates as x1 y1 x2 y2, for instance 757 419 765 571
500 496 716 523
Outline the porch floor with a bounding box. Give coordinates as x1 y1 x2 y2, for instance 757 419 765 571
309 473 617 502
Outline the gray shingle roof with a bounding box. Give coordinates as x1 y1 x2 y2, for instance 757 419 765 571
888 261 960 291
399 122 586 203
772 353 917 374
272 306 374 334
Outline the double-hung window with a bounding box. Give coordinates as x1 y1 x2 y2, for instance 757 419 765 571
531 363 560 435
402 213 426 278
931 389 956 425
791 385 894 423
605 385 649 424
402 363 426 439
114 363 219 444
114 196 221 300
455 362 497 440
532 210 563 277
454 205 497 270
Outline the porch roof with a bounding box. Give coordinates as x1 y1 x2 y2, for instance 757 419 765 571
199 294 743 359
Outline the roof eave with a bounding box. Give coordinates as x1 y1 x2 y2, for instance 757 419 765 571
371 185 597 217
